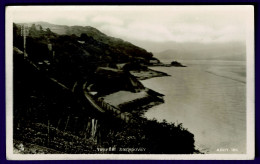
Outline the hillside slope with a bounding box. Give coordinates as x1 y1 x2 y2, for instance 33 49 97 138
19 21 153 61
14 22 156 88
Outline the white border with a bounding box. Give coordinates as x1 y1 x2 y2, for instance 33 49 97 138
5 5 255 160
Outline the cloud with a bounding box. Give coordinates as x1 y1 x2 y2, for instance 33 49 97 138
11 7 88 26
168 23 245 43
91 16 124 26
98 22 175 42
98 21 245 43
9 5 251 43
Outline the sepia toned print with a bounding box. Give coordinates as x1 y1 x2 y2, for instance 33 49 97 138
6 5 254 160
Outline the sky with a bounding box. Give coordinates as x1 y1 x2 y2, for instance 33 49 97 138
8 5 253 52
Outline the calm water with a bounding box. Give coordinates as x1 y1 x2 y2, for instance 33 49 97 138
141 60 246 154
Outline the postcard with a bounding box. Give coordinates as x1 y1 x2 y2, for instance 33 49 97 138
5 5 255 160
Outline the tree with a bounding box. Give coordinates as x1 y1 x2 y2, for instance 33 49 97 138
46 28 51 34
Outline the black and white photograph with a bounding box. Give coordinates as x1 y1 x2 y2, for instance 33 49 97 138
5 5 254 160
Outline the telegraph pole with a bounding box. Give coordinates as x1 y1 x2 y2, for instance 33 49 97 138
21 25 29 58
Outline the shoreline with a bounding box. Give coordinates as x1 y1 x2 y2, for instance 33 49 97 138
130 68 170 80
116 68 170 117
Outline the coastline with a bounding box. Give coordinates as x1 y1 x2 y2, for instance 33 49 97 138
13 48 198 154
126 68 169 115
130 68 170 80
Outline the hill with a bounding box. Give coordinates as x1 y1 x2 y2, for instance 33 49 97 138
18 21 153 60
14 22 155 88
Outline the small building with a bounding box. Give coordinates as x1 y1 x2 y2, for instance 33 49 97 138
135 57 146 64
89 92 98 96
47 43 52 51
149 59 160 64
78 40 85 44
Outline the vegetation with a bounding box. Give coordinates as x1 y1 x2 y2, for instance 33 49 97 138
171 60 186 67
13 23 198 154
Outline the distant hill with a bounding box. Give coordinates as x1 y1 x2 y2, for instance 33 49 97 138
19 21 106 36
19 21 153 60
153 42 246 61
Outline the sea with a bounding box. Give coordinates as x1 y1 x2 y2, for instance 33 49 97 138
141 60 246 154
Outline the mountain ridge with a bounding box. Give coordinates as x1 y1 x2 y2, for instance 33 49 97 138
153 42 246 61
18 21 150 55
